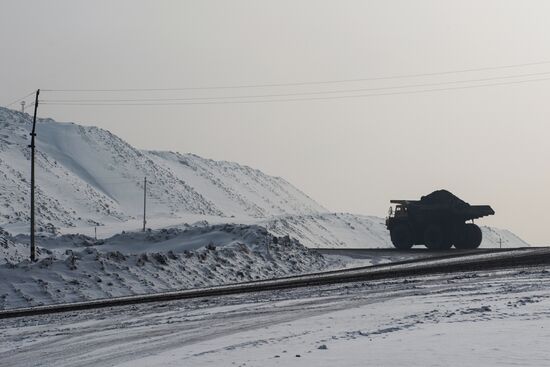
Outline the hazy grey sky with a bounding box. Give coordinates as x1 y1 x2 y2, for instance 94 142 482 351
2 1 550 244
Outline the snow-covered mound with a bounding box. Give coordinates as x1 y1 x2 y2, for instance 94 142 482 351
263 213 391 248
13 223 288 255
148 151 324 218
0 107 324 233
0 228 29 264
480 226 531 248
0 224 331 309
262 213 530 249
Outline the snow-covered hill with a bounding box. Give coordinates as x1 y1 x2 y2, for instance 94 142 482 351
0 107 324 233
0 107 530 250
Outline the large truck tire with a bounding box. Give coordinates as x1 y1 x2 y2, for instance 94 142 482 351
390 224 413 250
465 223 482 249
454 223 482 249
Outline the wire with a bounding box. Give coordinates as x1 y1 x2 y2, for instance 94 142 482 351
4 91 36 107
40 70 550 103
40 76 550 106
40 60 550 92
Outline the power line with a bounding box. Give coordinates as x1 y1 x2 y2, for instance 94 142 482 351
40 60 550 92
40 76 550 106
40 70 550 103
4 91 37 108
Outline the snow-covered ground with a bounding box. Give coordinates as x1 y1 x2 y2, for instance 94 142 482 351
0 107 541 364
0 217 529 310
1 265 549 366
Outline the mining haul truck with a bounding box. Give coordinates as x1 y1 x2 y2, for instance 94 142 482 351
386 190 495 250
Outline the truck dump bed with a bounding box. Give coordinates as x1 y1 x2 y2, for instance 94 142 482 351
390 190 495 220
466 205 495 220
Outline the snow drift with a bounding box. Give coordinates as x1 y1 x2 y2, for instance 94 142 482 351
0 224 332 309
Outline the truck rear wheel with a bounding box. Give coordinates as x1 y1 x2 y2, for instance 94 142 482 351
454 223 482 249
390 224 413 250
424 225 451 250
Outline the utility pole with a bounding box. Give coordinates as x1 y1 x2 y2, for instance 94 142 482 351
142 176 147 232
29 89 40 262
20 101 26 113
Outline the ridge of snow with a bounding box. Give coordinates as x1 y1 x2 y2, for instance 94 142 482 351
0 224 333 310
0 107 325 233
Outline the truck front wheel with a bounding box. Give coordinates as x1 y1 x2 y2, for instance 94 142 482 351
390 224 413 250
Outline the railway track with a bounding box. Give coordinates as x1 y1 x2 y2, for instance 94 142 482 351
1 247 549 319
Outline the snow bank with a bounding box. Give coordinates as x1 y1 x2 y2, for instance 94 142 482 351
480 226 530 248
263 213 391 248
0 224 332 310
0 228 29 264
